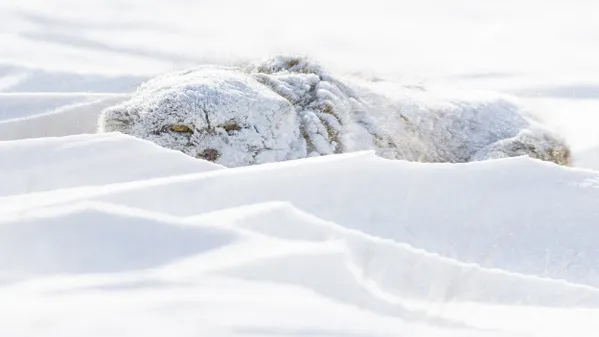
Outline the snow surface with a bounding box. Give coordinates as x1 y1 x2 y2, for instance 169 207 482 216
3 134 599 337
3 0 599 336
0 132 222 196
0 93 126 141
4 138 599 287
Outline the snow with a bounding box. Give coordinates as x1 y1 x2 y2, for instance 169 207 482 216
0 133 222 196
0 93 126 140
3 0 599 336
192 202 599 307
5 146 598 287
0 202 240 277
3 143 599 336
575 146 599 171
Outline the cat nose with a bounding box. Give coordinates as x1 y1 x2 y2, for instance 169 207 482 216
198 148 220 161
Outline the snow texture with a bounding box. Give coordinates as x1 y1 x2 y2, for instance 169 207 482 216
3 135 599 336
0 133 222 196
0 94 126 141
3 135 599 289
99 56 571 167
5 1 599 336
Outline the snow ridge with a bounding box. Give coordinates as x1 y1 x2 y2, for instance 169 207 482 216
3 132 599 337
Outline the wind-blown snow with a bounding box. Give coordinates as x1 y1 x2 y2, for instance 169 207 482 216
189 201 599 307
0 133 222 196
3 137 599 336
0 93 126 141
3 130 599 336
4 0 599 336
3 134 599 287
0 203 240 277
99 57 571 167
31 149 599 287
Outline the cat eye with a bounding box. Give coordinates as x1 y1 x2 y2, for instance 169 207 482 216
169 125 194 133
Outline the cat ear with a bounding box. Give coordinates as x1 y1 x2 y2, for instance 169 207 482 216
98 104 141 134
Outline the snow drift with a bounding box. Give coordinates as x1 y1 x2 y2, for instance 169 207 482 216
5 0 599 335
98 56 571 167
2 133 599 288
3 132 599 336
0 93 126 141
0 203 240 277
80 152 599 288
0 133 222 196
192 202 599 308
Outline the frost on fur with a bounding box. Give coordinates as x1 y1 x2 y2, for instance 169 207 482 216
98 56 571 167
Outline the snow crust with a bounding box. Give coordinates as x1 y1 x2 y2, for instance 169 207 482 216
2 132 599 336
99 56 571 167
0 133 222 196
9 142 594 287
4 1 599 335
0 93 125 141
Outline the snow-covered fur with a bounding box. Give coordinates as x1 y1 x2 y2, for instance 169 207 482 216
98 56 571 167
